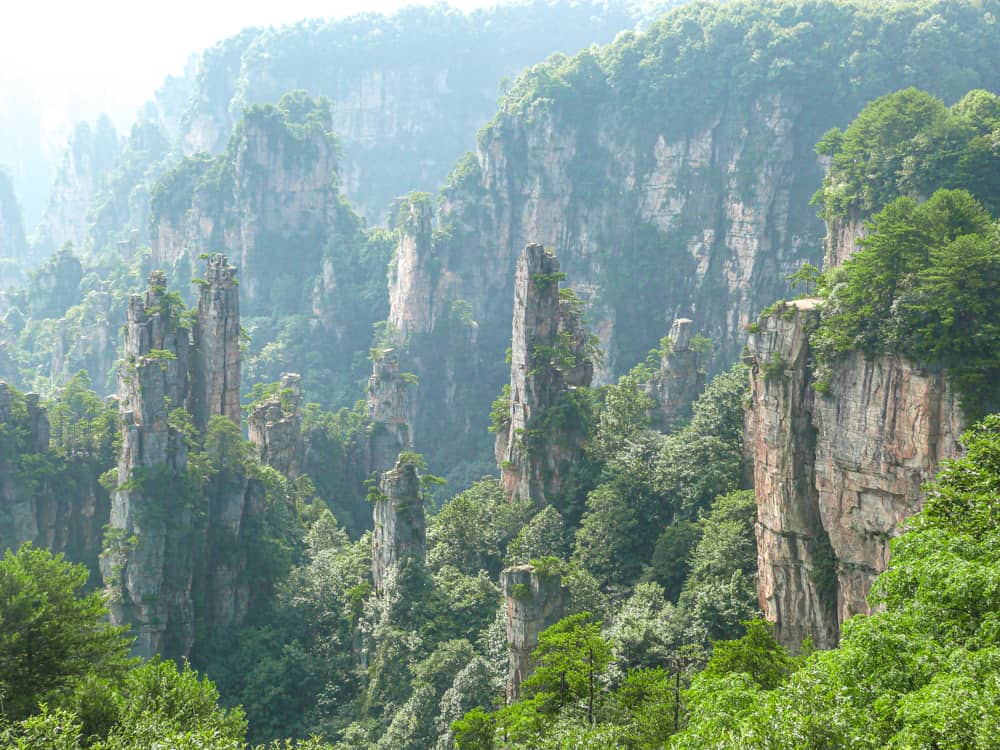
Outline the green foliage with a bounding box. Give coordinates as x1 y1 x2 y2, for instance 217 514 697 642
811 188 1000 418
670 415 1000 746
0 544 133 721
815 88 1000 219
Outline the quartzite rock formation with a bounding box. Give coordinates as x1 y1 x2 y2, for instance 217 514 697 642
501 562 568 702
367 349 415 476
248 372 303 478
645 318 705 432
746 299 963 649
371 455 426 592
102 256 254 659
495 244 594 506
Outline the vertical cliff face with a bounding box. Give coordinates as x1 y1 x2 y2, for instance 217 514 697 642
104 257 251 659
33 118 120 257
248 372 303 478
747 300 964 649
812 352 962 624
495 244 594 506
366 350 415 476
151 98 340 316
746 300 839 649
191 254 241 429
173 3 637 221
103 272 196 658
645 318 706 432
0 383 109 583
501 563 568 702
371 456 426 592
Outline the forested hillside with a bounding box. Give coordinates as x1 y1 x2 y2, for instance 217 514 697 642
3 1 1000 748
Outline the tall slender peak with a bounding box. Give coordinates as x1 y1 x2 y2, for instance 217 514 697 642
371 454 426 593
746 299 837 650
388 195 437 339
645 317 705 432
103 269 196 660
746 298 963 650
248 372 303 477
191 253 241 430
366 349 415 476
501 563 568 702
496 244 594 506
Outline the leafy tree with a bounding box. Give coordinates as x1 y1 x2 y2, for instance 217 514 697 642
0 544 132 721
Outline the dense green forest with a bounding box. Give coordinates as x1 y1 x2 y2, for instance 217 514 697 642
3 0 1000 748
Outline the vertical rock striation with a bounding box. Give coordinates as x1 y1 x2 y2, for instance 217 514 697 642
371 455 426 592
746 299 963 649
495 244 594 506
645 318 705 432
103 271 196 658
0 383 109 583
103 256 251 659
191 254 242 430
366 350 415 476
248 372 303 478
501 563 568 702
746 299 838 649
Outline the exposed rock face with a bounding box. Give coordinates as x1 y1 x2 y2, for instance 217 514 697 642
0 383 108 583
173 3 637 221
813 351 962 625
103 258 248 659
191 254 241 430
103 273 196 658
501 563 568 702
746 299 838 649
249 373 303 477
645 318 705 432
366 350 415 475
823 210 868 270
495 244 594 506
372 456 426 592
151 103 340 315
33 117 120 257
0 169 27 272
746 299 963 649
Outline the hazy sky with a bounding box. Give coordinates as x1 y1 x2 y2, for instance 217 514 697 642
0 0 495 149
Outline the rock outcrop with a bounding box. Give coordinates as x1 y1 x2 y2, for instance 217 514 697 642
103 257 251 659
746 300 963 649
645 318 705 432
248 373 303 478
495 244 594 506
0 383 109 584
33 117 120 257
371 455 426 592
0 169 27 275
191 254 242 430
501 563 568 702
366 350 415 476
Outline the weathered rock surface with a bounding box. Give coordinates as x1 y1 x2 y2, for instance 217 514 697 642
366 350 415 475
248 372 303 478
372 455 426 592
495 244 594 506
0 383 109 584
33 118 120 258
103 258 251 659
746 299 963 649
191 254 242 429
645 318 705 432
501 563 568 702
813 351 962 625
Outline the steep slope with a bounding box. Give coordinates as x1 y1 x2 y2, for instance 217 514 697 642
33 117 120 258
177 1 643 221
388 0 1000 477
